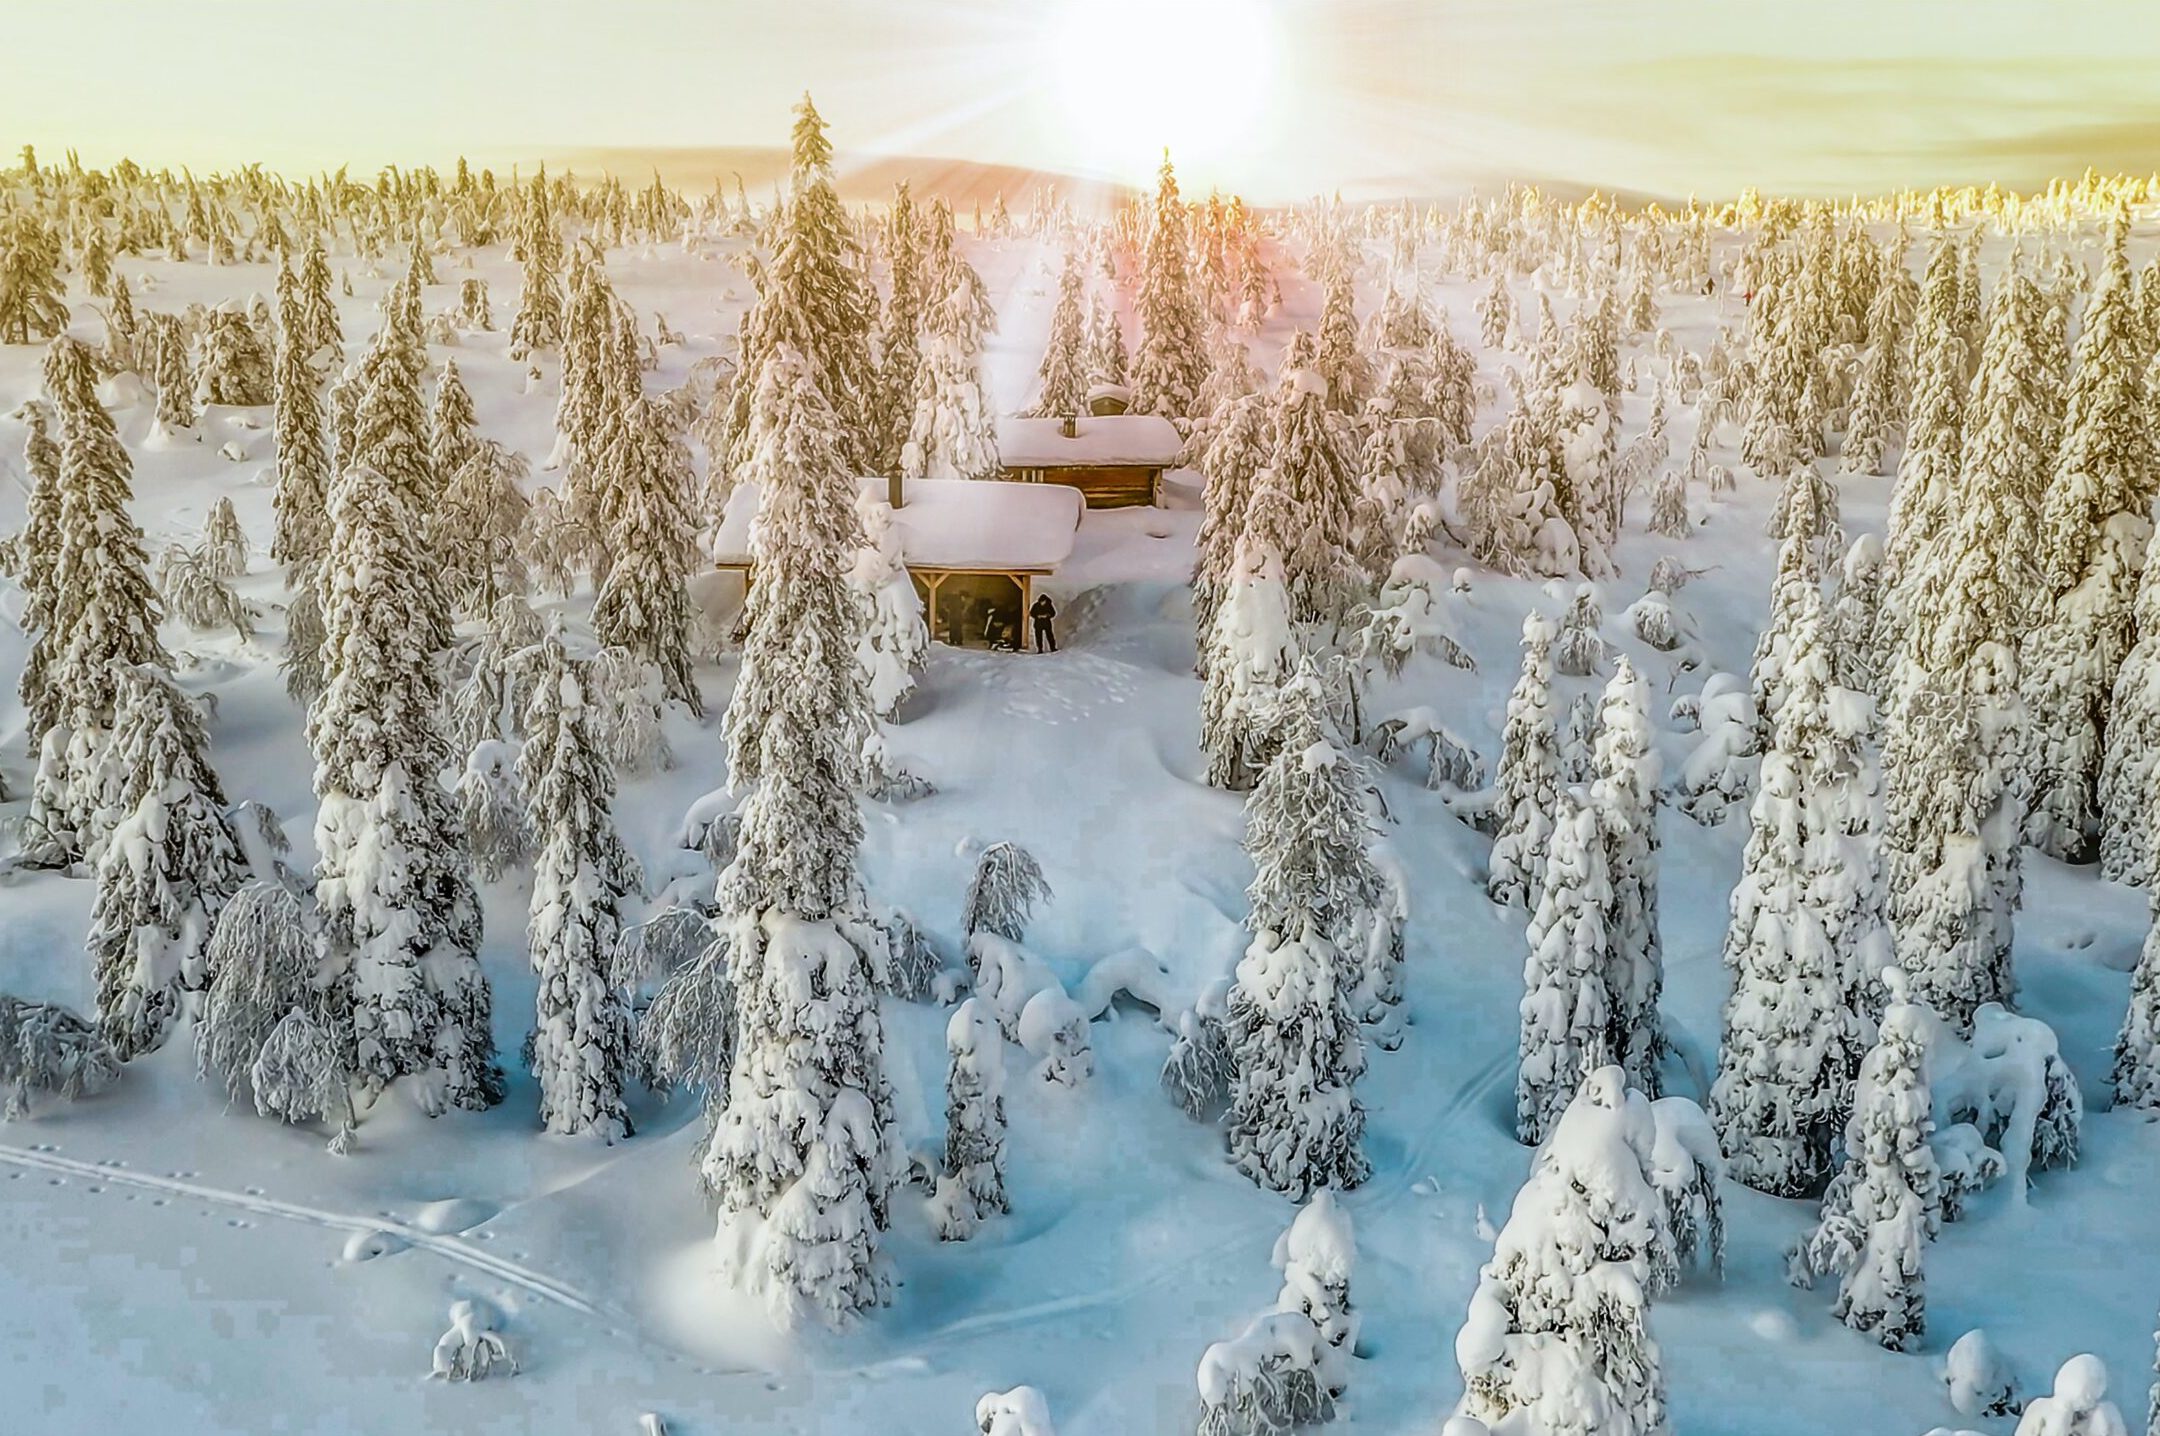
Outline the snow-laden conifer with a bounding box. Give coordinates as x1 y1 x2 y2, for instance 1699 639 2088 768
1593 659 1664 1096
1488 613 1561 908
1711 585 1880 1196
87 664 242 1059
308 459 497 1112
1224 663 1376 1196
930 997 1007 1240
1128 155 1209 423
1457 1066 1671 1436
520 634 639 1139
1790 977 1937 1351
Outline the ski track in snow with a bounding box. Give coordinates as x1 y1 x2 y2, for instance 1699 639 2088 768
0 1140 645 1338
1374 1043 1517 1212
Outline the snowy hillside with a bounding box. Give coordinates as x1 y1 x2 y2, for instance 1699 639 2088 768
2 146 2159 1436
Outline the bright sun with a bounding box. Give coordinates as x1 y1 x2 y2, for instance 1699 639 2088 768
1048 0 1279 183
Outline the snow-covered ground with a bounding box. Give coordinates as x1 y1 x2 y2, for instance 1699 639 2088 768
1 216 2156 1436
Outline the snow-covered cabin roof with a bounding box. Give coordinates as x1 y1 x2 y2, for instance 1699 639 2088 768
712 477 1084 573
996 413 1183 470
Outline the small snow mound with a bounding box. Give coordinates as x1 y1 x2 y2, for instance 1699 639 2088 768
411 1197 498 1235
1746 1308 1796 1342
340 1228 409 1263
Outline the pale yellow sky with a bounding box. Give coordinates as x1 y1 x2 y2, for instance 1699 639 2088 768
7 1 2157 200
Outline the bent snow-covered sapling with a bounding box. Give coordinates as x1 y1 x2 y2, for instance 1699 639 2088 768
430 1298 516 1381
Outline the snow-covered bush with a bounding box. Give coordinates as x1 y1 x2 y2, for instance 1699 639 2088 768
932 998 1007 1240
589 646 674 775
851 494 928 719
2012 1355 2127 1436
1163 977 1235 1119
457 738 532 882
1272 1190 1358 1354
1355 552 1474 678
962 841 1053 943
877 906 944 1002
1457 1067 1671 1436
1676 673 1758 825
429 1298 515 1382
1553 584 1606 677
976 1386 1056 1436
249 1007 352 1149
1647 1097 1724 1286
156 543 252 636
1017 987 1093 1087
968 931 1063 1036
1368 706 1485 796
0 995 121 1119
1943 1329 2018 1419
1196 1311 1343 1436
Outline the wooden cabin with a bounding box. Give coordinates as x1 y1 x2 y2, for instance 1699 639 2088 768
996 412 1183 509
711 476 1085 652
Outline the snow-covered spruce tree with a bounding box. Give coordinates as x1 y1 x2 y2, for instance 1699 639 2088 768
1839 276 1906 478
1882 634 2025 1028
103 271 141 373
308 460 499 1113
2110 874 2160 1108
1488 612 1562 909
429 357 479 485
2040 215 2153 600
1085 294 1128 388
850 494 928 720
961 841 1052 944
1517 789 1616 1146
1880 237 1969 607
930 996 1007 1241
1269 365 1362 631
1191 392 1272 669
592 394 702 713
14 398 62 731
201 495 248 581
520 634 639 1140
292 235 342 363
1829 531 1888 699
1594 659 1665 1097
350 280 451 624
87 664 243 1060
26 338 170 855
1316 248 1371 415
1224 662 1377 1197
1457 1066 1671 1436
2022 511 2149 860
1128 154 1209 424
870 183 925 474
441 440 533 618
1200 514 1301 793
195 308 273 406
150 312 197 434
1711 585 1879 1197
700 344 902 1330
1789 985 1936 1352
2099 519 2160 888
508 172 564 359
903 259 1000 482
0 211 68 345
721 95 881 480
1027 247 1089 419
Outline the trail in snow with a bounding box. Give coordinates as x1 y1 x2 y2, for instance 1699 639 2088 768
0 1141 638 1334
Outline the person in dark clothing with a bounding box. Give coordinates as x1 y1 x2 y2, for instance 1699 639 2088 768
1030 593 1058 653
